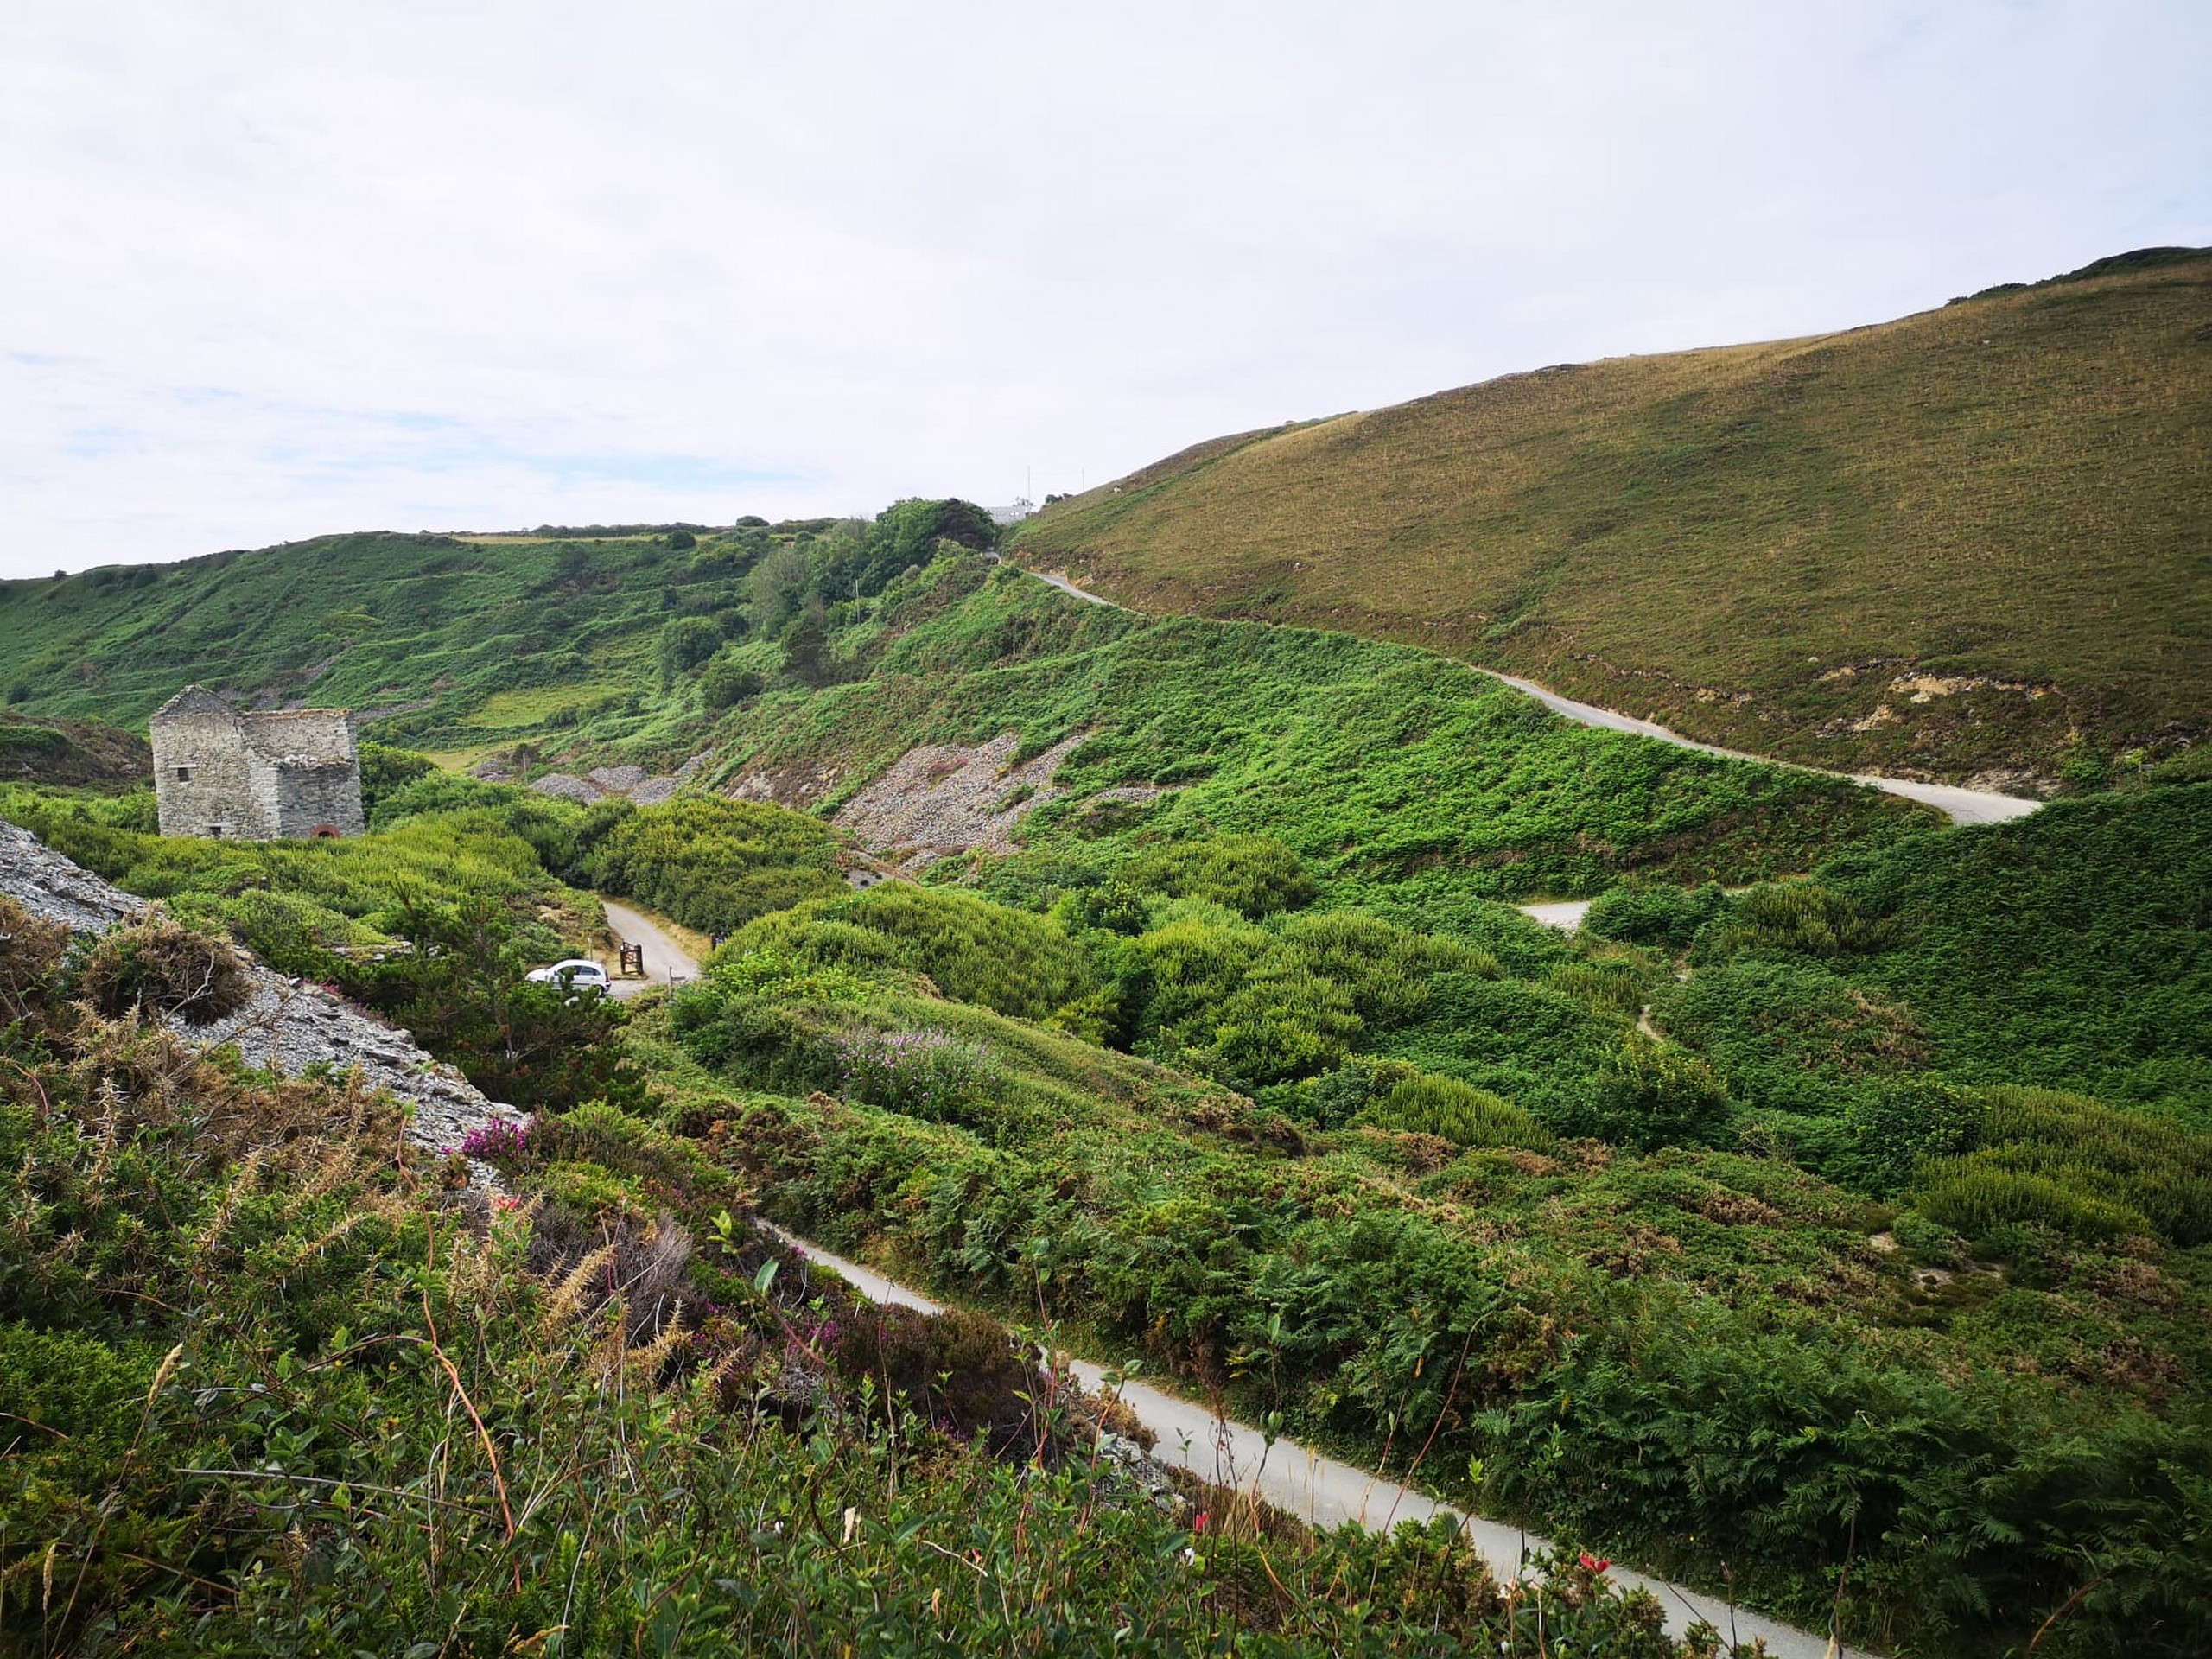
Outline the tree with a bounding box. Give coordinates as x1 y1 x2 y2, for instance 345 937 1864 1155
781 601 833 687
343 894 643 1113
700 660 765 709
747 543 814 635
657 615 722 684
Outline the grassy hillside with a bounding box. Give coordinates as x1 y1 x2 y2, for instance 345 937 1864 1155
693 556 1929 906
1010 248 2212 789
0 525 795 762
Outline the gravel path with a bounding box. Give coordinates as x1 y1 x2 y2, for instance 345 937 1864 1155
1011 566 2043 829
1518 898 1595 932
601 899 701 998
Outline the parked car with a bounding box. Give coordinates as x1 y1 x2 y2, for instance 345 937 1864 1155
524 958 610 991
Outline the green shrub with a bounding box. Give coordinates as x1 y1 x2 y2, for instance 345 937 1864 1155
699 659 765 709
1584 880 1726 953
1280 1054 1421 1128
1357 1073 1551 1150
1058 877 1151 935
1544 959 1648 1020
1205 951 1363 1084
1827 1077 1981 1196
358 741 437 815
731 883 1096 1024
1914 1164 2150 1243
1700 880 1896 960
1904 1085 2212 1247
657 614 723 683
585 797 844 934
1274 910 1497 1027
1576 1035 1731 1150
1122 912 1359 1084
1656 958 1932 1117
1123 833 1315 918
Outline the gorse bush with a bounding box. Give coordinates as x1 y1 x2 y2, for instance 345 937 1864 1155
1912 1162 2152 1243
1907 1085 2212 1248
1574 1035 1732 1151
75 910 254 1026
1545 958 1649 1020
1122 833 1317 918
0 894 69 1022
731 882 1097 1024
1357 1074 1551 1151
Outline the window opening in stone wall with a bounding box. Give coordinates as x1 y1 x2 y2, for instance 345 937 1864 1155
175 766 193 781
207 824 225 837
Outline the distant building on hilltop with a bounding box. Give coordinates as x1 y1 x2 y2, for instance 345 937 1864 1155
989 497 1034 526
149 686 365 840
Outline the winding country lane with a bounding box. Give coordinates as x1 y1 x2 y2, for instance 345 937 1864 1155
637 919 1839 1657
1015 564 2043 829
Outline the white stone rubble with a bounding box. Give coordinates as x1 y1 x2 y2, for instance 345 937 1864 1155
0 817 523 1160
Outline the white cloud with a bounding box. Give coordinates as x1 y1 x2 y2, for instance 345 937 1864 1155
2 0 2206 575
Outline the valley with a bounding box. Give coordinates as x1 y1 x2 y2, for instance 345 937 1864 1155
3 258 2209 1658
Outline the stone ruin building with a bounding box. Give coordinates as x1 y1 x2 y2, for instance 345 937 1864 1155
149 685 365 840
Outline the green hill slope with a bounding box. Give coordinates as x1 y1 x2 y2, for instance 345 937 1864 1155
1010 248 2212 789
0 528 717 741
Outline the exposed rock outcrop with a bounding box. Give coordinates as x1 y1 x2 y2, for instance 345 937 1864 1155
0 817 521 1158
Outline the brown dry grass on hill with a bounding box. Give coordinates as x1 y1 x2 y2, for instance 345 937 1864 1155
1014 250 2212 788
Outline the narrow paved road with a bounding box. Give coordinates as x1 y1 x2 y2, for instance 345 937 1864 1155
1028 568 1128 609
773 1229 1834 1659
601 899 701 998
1012 565 2043 828
1479 668 2042 826
616 842 1830 1648
1517 898 1596 932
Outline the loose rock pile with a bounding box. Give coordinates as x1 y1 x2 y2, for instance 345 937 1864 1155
526 749 713 807
831 732 1086 868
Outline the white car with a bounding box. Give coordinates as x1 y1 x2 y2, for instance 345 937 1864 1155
525 958 610 991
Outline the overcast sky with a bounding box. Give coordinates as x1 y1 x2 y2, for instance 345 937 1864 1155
3 2 2207 577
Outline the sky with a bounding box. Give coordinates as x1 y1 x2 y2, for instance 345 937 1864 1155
3 2 2207 578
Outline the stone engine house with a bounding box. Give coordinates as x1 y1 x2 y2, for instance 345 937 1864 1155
149 686 366 840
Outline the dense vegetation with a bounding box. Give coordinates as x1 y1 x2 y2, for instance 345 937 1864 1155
16 721 2200 1649
3 359 2206 1649
1010 248 2212 786
3 903 1699 1656
698 555 1927 914
641 785 2212 1655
